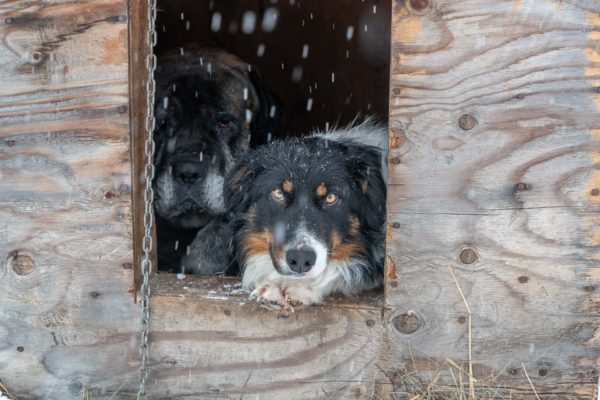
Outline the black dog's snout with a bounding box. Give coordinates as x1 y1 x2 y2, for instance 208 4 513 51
174 161 203 185
286 247 316 274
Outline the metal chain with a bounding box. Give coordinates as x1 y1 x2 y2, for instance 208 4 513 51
137 0 157 398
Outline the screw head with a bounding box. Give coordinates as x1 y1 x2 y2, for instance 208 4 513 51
515 182 532 191
459 248 477 264
458 114 477 131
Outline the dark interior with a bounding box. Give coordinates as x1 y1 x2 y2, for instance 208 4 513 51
155 0 391 137
153 0 391 273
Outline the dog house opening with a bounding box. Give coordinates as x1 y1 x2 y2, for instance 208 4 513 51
130 0 391 303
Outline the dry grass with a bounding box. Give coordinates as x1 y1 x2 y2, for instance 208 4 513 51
0 379 16 400
376 359 516 400
374 265 541 400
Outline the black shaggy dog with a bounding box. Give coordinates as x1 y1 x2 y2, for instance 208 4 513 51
153 47 281 274
225 120 387 309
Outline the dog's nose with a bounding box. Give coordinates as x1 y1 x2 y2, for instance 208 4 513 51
286 247 316 274
173 161 202 185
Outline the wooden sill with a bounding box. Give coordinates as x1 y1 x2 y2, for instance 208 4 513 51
150 273 384 311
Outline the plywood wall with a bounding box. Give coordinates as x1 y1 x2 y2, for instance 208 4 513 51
0 0 599 399
384 0 600 397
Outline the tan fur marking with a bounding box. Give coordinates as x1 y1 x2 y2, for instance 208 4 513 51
243 229 272 257
329 230 364 261
316 183 328 197
283 180 293 193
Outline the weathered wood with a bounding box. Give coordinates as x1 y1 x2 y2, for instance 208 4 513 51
384 0 600 397
0 1 136 399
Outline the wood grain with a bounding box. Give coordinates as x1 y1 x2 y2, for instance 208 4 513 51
0 1 136 399
384 0 600 397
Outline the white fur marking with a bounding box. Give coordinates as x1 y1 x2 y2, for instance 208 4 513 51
202 169 226 213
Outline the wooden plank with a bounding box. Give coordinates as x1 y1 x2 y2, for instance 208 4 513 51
34 276 385 399
0 1 136 399
0 1 387 399
384 0 600 397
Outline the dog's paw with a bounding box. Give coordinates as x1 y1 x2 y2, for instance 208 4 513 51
250 283 288 310
282 285 321 308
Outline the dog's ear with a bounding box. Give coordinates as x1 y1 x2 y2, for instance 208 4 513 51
224 152 264 215
247 66 283 147
349 145 387 229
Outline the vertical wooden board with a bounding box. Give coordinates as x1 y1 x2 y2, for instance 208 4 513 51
385 0 599 397
0 1 137 399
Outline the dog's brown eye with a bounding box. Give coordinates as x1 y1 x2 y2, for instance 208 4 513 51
325 193 337 205
272 188 284 201
218 119 230 128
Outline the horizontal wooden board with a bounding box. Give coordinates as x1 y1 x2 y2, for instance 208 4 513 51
384 0 600 397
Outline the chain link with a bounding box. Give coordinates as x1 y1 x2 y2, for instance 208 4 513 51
137 0 157 398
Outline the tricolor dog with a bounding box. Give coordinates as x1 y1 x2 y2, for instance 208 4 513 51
225 120 387 309
153 46 281 274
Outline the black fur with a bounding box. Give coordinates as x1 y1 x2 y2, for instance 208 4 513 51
226 132 386 294
153 46 282 273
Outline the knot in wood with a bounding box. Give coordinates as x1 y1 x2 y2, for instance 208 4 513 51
459 248 477 264
591 188 599 196
9 251 35 275
103 189 117 201
409 0 429 11
518 276 529 284
458 114 477 131
392 312 422 334
389 129 405 149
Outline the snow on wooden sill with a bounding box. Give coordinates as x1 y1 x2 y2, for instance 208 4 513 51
150 273 384 310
